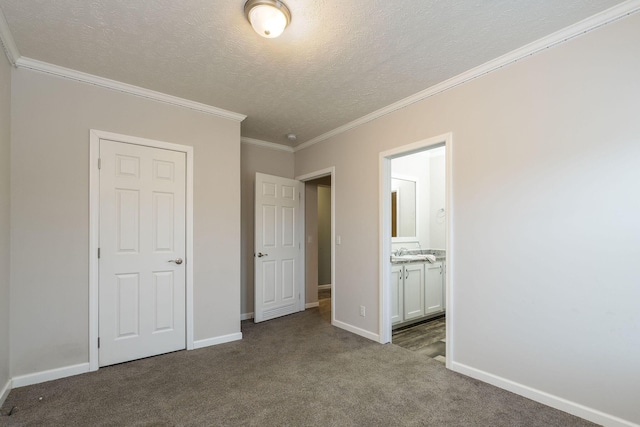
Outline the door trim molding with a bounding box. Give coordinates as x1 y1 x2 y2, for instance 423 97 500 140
295 167 336 326
379 133 453 368
89 129 195 371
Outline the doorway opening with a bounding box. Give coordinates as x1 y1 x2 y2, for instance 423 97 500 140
304 175 332 324
296 167 336 326
379 133 452 369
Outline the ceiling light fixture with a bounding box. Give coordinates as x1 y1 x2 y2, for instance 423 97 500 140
244 0 291 39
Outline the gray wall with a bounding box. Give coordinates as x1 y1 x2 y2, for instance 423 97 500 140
10 68 242 377
317 185 331 285
0 46 11 398
304 183 318 304
240 143 294 316
294 14 640 424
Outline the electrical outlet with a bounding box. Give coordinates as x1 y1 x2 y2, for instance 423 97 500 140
360 305 365 317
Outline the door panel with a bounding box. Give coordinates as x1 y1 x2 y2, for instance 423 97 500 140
254 173 303 322
116 189 140 252
154 271 175 332
262 260 277 303
282 259 295 300
153 192 175 251
99 140 186 367
116 273 139 338
282 207 295 247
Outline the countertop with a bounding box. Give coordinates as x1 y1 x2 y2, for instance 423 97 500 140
391 249 446 264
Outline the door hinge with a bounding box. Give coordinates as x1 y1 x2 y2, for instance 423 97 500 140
98 158 101 169
298 293 301 300
97 248 101 259
98 337 100 348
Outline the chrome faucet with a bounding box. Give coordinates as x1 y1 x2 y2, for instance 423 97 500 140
397 247 408 256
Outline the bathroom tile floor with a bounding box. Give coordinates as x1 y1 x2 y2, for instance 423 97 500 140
392 316 446 364
318 288 331 324
318 286 331 301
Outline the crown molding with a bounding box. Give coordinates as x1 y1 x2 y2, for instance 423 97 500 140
241 137 295 153
295 0 640 152
1 7 244 121
14 57 247 122
0 6 19 66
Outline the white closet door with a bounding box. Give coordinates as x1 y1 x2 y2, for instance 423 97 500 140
99 140 186 367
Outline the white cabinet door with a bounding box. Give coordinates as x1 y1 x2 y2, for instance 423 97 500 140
391 265 404 324
425 262 444 315
403 263 425 320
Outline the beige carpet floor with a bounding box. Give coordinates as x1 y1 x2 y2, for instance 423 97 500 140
1 306 595 426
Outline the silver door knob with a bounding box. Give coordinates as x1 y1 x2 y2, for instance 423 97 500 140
169 258 183 265
257 252 268 258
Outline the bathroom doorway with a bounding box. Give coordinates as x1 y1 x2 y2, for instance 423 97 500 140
390 145 447 362
379 133 452 368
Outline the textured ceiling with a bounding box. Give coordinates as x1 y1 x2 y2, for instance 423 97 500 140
0 0 625 146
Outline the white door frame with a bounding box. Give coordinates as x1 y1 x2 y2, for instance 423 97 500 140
295 167 336 326
379 133 453 369
89 129 195 371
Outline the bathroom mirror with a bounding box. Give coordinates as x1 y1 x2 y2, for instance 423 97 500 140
391 177 416 239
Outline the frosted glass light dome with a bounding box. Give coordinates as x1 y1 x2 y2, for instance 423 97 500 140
245 0 291 39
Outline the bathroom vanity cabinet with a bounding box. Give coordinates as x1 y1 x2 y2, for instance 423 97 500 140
391 260 445 327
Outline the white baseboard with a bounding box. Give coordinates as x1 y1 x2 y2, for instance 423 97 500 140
241 312 254 321
8 333 242 389
0 377 11 407
450 361 637 427
193 332 242 349
305 302 319 308
317 284 331 290
333 320 380 342
12 363 90 388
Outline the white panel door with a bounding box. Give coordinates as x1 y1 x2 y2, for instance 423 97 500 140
391 265 404 325
254 173 303 322
403 263 425 321
99 140 186 367
425 262 444 315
